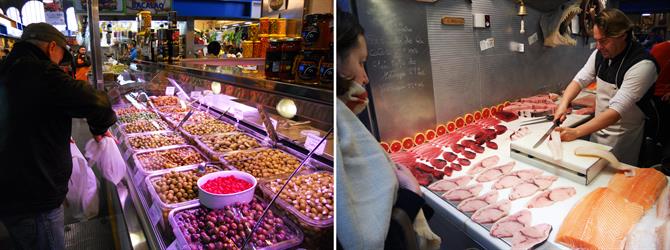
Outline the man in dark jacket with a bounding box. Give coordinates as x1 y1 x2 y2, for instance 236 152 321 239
0 23 117 250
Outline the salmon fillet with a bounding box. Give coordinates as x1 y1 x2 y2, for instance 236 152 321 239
556 188 644 250
607 168 667 211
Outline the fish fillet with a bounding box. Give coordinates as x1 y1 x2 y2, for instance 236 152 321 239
607 167 668 211
512 223 552 250
467 155 500 175
442 183 483 202
427 176 472 192
490 210 532 238
476 161 516 182
471 200 511 224
457 190 498 213
526 187 576 208
556 188 644 250
492 169 543 190
509 175 558 200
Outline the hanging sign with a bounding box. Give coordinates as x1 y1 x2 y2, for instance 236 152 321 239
125 0 173 15
44 0 65 26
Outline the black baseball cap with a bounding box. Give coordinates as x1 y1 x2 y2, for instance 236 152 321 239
21 22 72 63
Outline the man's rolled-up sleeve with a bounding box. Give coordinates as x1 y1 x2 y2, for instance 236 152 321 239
608 60 658 115
573 50 598 89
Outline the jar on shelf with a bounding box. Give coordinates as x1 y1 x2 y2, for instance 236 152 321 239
259 34 270 58
253 40 261 58
296 50 322 84
278 18 287 36
259 17 270 34
249 23 259 41
302 14 333 50
265 38 282 80
279 37 301 82
242 40 253 58
319 50 333 86
269 18 279 35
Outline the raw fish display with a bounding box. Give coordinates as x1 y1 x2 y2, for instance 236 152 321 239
428 176 472 192
492 169 543 190
509 175 558 200
442 184 483 202
556 188 644 250
607 167 668 211
467 155 500 175
526 187 576 208
476 161 516 182
471 200 511 224
457 190 499 213
511 224 552 250
490 210 532 238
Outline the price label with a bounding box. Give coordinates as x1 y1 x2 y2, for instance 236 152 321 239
271 119 278 130
148 203 162 226
304 133 326 155
203 90 214 96
190 91 203 99
179 100 187 109
528 32 538 45
232 107 244 121
165 86 176 96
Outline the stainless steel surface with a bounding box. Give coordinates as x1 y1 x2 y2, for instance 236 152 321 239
87 0 104 90
356 0 437 141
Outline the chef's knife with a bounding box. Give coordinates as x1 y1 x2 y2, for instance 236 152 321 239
532 119 562 148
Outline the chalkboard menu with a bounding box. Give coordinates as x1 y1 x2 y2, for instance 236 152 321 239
356 0 436 141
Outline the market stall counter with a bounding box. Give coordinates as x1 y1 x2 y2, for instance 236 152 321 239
391 93 666 250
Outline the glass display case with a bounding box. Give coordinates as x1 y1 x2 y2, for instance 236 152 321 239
106 61 333 249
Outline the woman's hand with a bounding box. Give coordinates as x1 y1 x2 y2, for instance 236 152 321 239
394 164 422 196
553 104 569 123
555 127 581 142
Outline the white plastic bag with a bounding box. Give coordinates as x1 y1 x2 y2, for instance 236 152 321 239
85 137 126 185
66 140 99 220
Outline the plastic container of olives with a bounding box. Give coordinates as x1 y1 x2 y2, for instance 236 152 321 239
163 111 217 129
118 111 160 124
221 148 311 180
193 132 266 161
124 131 188 152
133 145 210 177
149 96 181 107
168 196 304 250
118 119 171 137
155 105 192 116
145 164 226 229
258 171 333 233
178 119 237 140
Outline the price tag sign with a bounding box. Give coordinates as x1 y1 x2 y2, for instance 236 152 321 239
165 86 176 96
179 100 187 109
148 203 162 226
232 107 244 121
203 90 214 96
304 133 326 155
271 119 278 130
528 32 538 45
190 91 203 99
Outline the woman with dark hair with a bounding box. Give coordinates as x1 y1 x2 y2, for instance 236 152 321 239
336 9 439 250
207 41 222 58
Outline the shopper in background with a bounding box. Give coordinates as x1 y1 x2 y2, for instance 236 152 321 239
336 9 439 250
75 46 91 81
129 40 137 61
207 41 222 58
651 40 670 166
554 9 659 165
0 23 117 250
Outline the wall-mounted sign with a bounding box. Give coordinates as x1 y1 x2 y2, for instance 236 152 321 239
45 0 65 26
441 16 464 25
74 0 124 14
125 0 173 15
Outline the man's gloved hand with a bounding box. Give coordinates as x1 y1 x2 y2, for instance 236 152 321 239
94 130 118 144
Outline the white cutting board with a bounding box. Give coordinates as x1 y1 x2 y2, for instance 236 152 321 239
510 122 612 175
